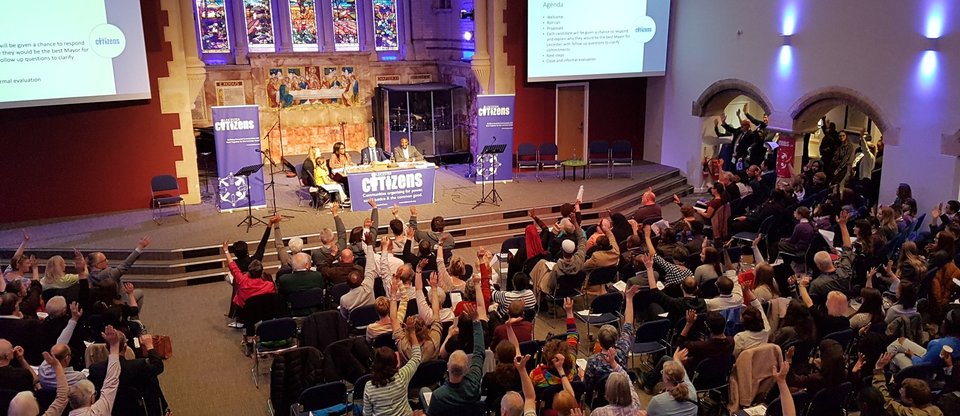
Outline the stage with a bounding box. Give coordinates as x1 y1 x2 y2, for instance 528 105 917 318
0 162 691 287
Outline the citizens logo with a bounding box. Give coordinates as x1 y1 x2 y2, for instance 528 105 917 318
89 24 127 58
632 16 657 44
214 118 256 131
478 105 511 117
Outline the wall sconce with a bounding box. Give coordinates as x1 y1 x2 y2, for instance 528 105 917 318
460 9 474 20
927 37 939 51
781 34 793 46
463 31 474 41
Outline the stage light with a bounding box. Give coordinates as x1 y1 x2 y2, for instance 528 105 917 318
463 31 474 41
919 50 938 83
380 54 398 61
778 45 792 76
782 2 797 36
460 9 474 20
925 2 944 39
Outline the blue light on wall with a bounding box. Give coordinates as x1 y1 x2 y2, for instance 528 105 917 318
380 54 399 61
777 46 793 77
782 3 797 36
462 50 475 61
916 1 944 89
777 1 797 78
926 2 944 38
918 50 938 88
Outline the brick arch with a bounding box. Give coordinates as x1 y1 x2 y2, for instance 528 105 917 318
691 79 774 117
788 86 893 135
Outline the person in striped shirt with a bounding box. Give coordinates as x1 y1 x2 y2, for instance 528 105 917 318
529 297 580 388
363 321 422 416
491 272 537 317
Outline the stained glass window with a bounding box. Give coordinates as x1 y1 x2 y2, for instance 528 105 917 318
372 0 399 51
196 0 231 53
243 0 275 52
288 0 319 51
331 0 360 51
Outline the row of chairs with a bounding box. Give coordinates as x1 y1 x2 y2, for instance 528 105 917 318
516 140 634 181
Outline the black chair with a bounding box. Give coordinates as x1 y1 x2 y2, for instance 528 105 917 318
546 271 587 317
587 141 611 179
585 266 619 294
327 283 350 309
409 360 448 391
539 143 561 178
732 215 775 243
536 381 585 409
292 381 349 415
518 340 545 372
805 381 852 416
352 373 371 405
516 143 539 181
698 278 720 299
610 139 633 178
286 287 325 317
150 174 187 224
348 305 379 331
238 293 288 336
765 390 809 416
371 332 396 350
630 318 672 368
252 318 299 388
894 362 937 387
822 329 854 352
586 373 610 408
692 355 735 412
574 292 623 343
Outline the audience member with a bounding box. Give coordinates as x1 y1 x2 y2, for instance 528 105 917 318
363 322 422 416
583 285 638 394
426 301 488 414
69 325 123 416
88 236 150 309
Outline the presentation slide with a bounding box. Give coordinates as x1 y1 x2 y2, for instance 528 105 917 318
0 0 151 109
527 0 671 82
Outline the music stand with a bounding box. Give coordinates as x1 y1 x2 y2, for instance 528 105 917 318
234 163 268 231
474 144 507 208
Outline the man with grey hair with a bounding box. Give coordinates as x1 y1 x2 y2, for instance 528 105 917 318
809 209 854 304
0 338 36 392
70 325 122 414
424 301 488 415
38 300 84 388
277 252 325 315
312 202 348 268
87 236 149 309
583 284 639 395
501 354 537 416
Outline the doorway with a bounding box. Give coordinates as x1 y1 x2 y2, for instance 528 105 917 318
555 83 588 160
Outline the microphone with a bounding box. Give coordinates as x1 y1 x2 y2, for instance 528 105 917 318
492 135 497 143
255 149 271 154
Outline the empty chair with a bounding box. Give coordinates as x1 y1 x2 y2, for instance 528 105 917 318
805 381 852 416
150 174 187 224
630 318 672 368
348 304 379 331
539 143 561 178
610 139 633 178
292 381 350 415
585 266 619 293
822 329 854 352
765 390 809 416
285 287 325 317
574 292 623 342
409 359 448 391
516 143 539 180
545 271 586 317
372 332 396 350
587 141 611 179
251 317 300 388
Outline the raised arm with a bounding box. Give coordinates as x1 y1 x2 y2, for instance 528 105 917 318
551 352 576 402
838 210 852 249
643 225 657 256
369 199 380 240
528 208 549 231
562 297 579 347
641 254 657 289
222 242 243 285
271 217 291 268
797 275 813 308
252 223 272 262
332 203 347 253
40 351 69 416
56 303 82 345
90 326 122 415
515 355 537 414
13 230 28 260
116 236 150 274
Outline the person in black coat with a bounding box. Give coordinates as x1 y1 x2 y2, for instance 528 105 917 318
88 333 168 416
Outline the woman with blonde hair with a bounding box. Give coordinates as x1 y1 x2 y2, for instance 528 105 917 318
877 206 899 241
645 348 697 416
895 241 927 283
311 146 347 204
40 250 88 290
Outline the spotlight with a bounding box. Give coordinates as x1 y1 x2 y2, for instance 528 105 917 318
463 31 473 41
460 9 474 21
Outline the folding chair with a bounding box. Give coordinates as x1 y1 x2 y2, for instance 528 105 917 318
610 139 633 178
150 174 187 224
629 318 671 369
574 292 623 345
327 282 351 309
805 381 852 416
765 390 809 416
539 143 562 179
347 305 379 332
285 287 325 318
291 381 350 415
251 318 299 388
516 143 539 181
587 141 611 179
545 271 587 318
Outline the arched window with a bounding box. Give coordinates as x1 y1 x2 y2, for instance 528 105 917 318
331 0 360 51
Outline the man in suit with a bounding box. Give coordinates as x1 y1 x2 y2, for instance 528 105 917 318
88 236 149 308
360 136 387 165
88 332 168 416
0 293 43 364
392 137 423 162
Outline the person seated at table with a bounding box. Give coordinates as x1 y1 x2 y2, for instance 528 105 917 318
360 136 388 165
392 137 423 162
328 142 354 196
312 147 348 204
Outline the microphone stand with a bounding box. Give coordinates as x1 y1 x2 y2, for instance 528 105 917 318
260 108 304 219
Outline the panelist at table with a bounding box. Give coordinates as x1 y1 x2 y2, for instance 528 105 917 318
328 141 354 197
360 136 388 165
392 137 424 162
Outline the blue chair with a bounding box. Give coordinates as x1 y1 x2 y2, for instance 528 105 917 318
765 390 809 416
150 174 187 224
292 381 350 415
805 381 852 416
630 318 672 368
546 271 587 318
252 318 299 388
539 143 562 178
575 292 623 343
516 143 539 181
823 329 855 352
587 141 611 179
348 305 379 331
371 332 396 350
610 139 633 178
285 287 326 317
328 282 351 309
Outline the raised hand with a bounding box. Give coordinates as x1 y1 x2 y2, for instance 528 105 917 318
103 325 120 347
528 208 537 218
428 273 439 288
417 258 429 273
514 354 531 371
410 206 417 216
380 236 391 252
390 278 401 297
753 234 762 247
42 351 62 368
22 230 30 242
331 202 340 216
638 254 653 269
563 297 574 314
942 348 954 368
685 309 697 324
506 316 524 326
391 203 400 218
602 347 618 369
551 353 566 373
70 302 83 321
140 334 155 350
786 346 796 363
932 203 943 219
837 209 850 226
404 316 418 335
138 236 152 250
875 351 894 370
463 303 478 320
269 215 283 225
625 284 640 299
673 194 681 205
774 360 790 383
853 353 866 373
673 347 689 364
123 282 135 294
222 241 231 254
367 198 377 208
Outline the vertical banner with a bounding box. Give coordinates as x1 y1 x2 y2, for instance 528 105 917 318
331 0 360 51
776 135 796 178
289 0 319 52
372 0 399 51
475 95 515 183
243 0 276 52
195 0 231 53
213 105 267 212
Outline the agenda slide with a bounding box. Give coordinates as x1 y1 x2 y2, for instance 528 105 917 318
0 0 151 109
528 0 671 82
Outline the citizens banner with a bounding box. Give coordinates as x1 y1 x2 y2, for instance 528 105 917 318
212 105 267 212
346 167 436 212
776 135 796 178
475 94 515 183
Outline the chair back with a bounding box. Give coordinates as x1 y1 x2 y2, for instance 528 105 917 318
352 374 371 402
635 319 672 343
765 391 809 416
692 355 734 390
256 317 298 342
523 308 537 323
588 141 609 157
720 305 745 336
537 381 585 409
822 329 854 351
587 266 619 286
150 174 179 193
328 283 350 306
698 278 720 298
298 381 348 412
239 293 287 327
539 143 559 159
409 360 448 389
371 332 396 350
894 362 937 387
286 287 325 312
590 292 623 315
553 271 586 299
517 143 537 158
348 304 379 329
500 236 525 256
610 139 632 157
806 381 852 416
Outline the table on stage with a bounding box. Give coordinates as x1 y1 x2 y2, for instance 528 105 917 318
334 162 438 211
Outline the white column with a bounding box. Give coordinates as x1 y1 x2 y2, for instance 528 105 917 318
180 0 207 117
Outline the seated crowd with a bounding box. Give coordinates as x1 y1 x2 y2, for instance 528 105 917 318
1 233 168 415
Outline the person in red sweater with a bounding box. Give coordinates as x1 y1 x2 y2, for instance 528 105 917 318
221 242 275 347
492 300 534 348
452 246 493 316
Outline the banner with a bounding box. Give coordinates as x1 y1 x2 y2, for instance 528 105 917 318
346 167 436 211
776 135 796 178
212 105 267 212
475 94 515 183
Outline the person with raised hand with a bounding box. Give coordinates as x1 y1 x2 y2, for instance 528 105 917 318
364 315 422 416
584 284 639 394
529 297 580 388
645 348 697 416
872 352 943 416
590 347 641 415
426 295 488 415
774 355 796 416
88 235 150 308
499 354 537 416
69 325 123 415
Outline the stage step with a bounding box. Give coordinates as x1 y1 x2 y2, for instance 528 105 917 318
5 167 693 287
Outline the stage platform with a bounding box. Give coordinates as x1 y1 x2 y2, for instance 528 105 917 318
0 162 691 287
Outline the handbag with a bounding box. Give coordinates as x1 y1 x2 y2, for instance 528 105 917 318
143 335 173 359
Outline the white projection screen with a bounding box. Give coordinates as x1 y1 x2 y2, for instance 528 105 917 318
0 0 152 109
527 0 671 82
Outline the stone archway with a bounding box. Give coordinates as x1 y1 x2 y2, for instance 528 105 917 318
691 78 774 117
788 86 899 144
